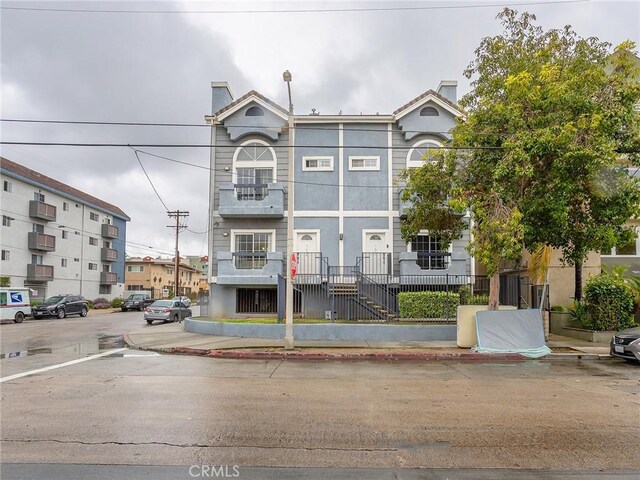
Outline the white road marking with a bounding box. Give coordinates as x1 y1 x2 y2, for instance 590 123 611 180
0 348 128 383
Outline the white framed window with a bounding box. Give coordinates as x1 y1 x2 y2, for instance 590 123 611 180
89 237 98 246
409 233 452 270
1 250 9 261
34 192 45 202
3 180 12 192
61 258 68 267
2 215 12 227
302 156 334 172
127 265 145 272
233 139 277 201
88 263 98 270
63 202 69 211
349 156 380 171
89 212 99 221
406 139 444 168
61 230 68 239
231 229 275 269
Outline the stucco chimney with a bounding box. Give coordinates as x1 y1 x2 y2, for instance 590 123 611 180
436 80 458 103
211 82 234 115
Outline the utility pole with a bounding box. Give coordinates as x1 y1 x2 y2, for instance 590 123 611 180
283 70 294 350
167 210 189 297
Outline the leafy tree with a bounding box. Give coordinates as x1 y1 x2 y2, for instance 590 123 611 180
461 9 640 301
402 8 640 308
0 276 10 287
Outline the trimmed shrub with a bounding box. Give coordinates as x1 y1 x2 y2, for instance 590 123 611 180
398 291 460 318
458 286 488 306
583 274 635 331
110 297 123 308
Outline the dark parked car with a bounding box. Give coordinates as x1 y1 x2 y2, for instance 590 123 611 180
144 300 192 325
32 295 88 319
610 326 640 362
121 294 155 312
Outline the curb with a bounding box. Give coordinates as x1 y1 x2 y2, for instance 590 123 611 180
122 333 611 362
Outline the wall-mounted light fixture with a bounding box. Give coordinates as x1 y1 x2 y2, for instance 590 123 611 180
224 166 230 172
339 233 344 241
222 232 229 237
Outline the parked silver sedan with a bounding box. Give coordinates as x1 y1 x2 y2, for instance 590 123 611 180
144 300 192 325
610 326 640 362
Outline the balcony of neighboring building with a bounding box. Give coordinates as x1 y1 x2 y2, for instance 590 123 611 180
27 263 54 281
218 183 285 218
29 200 56 222
216 251 284 285
100 271 118 285
101 223 119 239
27 232 56 252
101 248 119 262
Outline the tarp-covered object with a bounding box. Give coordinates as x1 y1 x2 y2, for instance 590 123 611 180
474 309 551 358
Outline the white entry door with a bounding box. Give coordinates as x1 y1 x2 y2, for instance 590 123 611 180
295 232 320 275
362 231 390 275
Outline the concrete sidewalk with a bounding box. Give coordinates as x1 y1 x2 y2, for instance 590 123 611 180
123 322 612 361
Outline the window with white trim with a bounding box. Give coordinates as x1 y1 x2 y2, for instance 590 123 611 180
61 230 68 239
233 232 272 269
89 237 98 246
2 215 12 227
34 192 45 202
303 156 334 171
233 140 277 201
61 258 68 267
406 139 443 168
3 180 12 192
349 156 380 171
63 202 69 211
127 265 145 272
88 263 98 270
89 212 99 221
1 250 9 261
411 235 451 270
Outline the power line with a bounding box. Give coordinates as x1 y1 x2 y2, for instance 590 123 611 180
0 141 501 150
132 148 170 212
0 1 590 15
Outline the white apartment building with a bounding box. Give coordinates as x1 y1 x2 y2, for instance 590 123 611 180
0 157 130 301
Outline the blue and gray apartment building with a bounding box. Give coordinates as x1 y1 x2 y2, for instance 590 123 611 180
205 81 475 320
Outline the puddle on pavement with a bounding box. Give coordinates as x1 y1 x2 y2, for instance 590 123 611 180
0 335 124 359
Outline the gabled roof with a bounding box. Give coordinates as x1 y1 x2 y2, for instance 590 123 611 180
393 89 464 119
0 157 130 220
214 90 289 121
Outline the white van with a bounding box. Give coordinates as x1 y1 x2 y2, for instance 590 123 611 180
0 287 32 323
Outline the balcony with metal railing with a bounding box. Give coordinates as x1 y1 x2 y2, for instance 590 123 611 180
216 251 284 285
218 183 285 218
27 263 54 281
100 271 118 285
101 248 118 262
29 200 56 222
101 223 119 239
27 231 56 252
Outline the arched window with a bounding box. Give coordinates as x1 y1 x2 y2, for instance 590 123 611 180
406 139 443 168
233 139 277 200
420 106 439 116
245 106 265 117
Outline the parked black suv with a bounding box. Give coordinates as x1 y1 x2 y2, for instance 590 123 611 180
32 295 89 319
121 294 156 312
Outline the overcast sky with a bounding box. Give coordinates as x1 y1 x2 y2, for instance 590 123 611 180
1 0 638 259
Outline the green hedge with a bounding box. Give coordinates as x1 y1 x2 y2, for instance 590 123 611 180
583 274 635 331
110 297 123 308
398 291 460 318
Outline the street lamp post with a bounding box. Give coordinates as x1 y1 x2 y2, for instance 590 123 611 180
283 70 294 350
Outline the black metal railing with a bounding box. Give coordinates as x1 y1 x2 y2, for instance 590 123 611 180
233 252 267 269
234 183 268 201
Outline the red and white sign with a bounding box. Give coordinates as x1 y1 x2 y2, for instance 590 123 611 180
290 253 297 279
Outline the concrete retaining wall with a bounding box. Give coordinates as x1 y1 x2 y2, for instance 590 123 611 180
185 318 456 341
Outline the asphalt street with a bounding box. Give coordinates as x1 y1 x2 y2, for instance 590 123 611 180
0 311 639 480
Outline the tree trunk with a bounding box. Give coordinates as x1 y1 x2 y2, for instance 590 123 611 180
488 271 500 310
574 260 583 302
